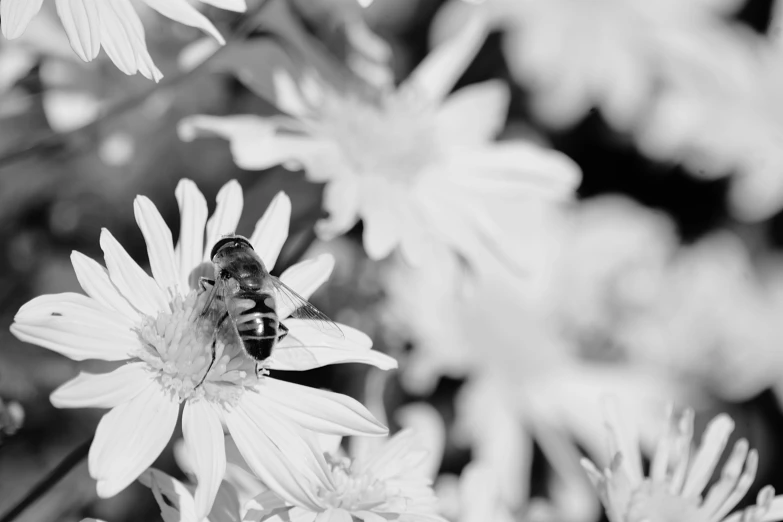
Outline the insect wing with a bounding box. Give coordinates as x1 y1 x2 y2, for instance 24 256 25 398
270 276 344 340
196 278 239 344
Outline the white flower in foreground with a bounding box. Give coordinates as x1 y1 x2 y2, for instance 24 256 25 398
0 0 245 80
582 400 783 522
178 14 580 265
11 179 397 519
244 429 446 522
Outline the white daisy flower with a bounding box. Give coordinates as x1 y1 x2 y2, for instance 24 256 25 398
0 0 246 81
178 13 580 265
433 0 743 130
582 399 783 522
244 429 446 522
10 179 397 520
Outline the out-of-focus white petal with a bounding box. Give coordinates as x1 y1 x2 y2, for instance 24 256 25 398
436 80 510 145
318 510 352 522
277 254 334 315
183 399 226 520
273 70 309 117
100 228 169 316
139 468 199 522
135 196 180 295
1 0 44 39
55 0 101 62
316 177 361 241
174 179 209 288
359 180 404 260
401 10 488 103
602 396 644 487
446 142 582 200
224 400 326 510
249 191 291 271
12 293 139 361
143 0 225 44
272 320 397 371
395 403 446 480
178 36 221 72
178 115 320 171
51 362 150 408
71 251 141 321
263 378 388 436
89 382 179 497
204 180 243 260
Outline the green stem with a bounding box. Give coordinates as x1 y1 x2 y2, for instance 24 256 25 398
0 436 94 522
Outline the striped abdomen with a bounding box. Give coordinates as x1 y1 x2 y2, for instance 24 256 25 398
232 290 279 361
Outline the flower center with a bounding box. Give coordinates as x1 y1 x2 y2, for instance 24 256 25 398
311 89 438 184
319 453 389 511
625 481 706 522
134 290 260 403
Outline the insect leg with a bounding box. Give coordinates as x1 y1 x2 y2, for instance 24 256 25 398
195 312 229 389
198 277 216 292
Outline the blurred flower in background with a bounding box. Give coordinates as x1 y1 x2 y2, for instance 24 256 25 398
583 399 783 522
179 10 581 267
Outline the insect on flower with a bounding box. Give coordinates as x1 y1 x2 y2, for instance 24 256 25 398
193 234 344 386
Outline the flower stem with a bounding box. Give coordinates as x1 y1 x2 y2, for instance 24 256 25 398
0 436 93 522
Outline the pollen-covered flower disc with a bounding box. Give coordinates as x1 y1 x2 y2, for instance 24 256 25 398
582 399 783 522
179 13 581 266
11 179 397 520
0 0 247 80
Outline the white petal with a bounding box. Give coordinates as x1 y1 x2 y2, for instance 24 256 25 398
224 401 326 510
446 142 582 200
277 254 334 317
436 80 510 145
602 397 644 487
681 414 734 497
96 0 162 81
89 382 179 497
174 179 209 289
178 115 314 171
51 362 150 409
272 320 397 371
198 0 245 12
12 293 139 361
1 0 44 39
273 69 309 117
249 192 291 271
400 10 487 103
315 176 361 241
139 468 200 522
100 228 169 316
71 251 141 321
135 196 181 295
359 180 404 260
263 378 387 436
316 510 352 522
55 0 101 62
143 0 225 44
183 399 226 521
204 180 243 261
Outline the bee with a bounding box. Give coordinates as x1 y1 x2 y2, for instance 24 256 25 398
195 234 342 386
